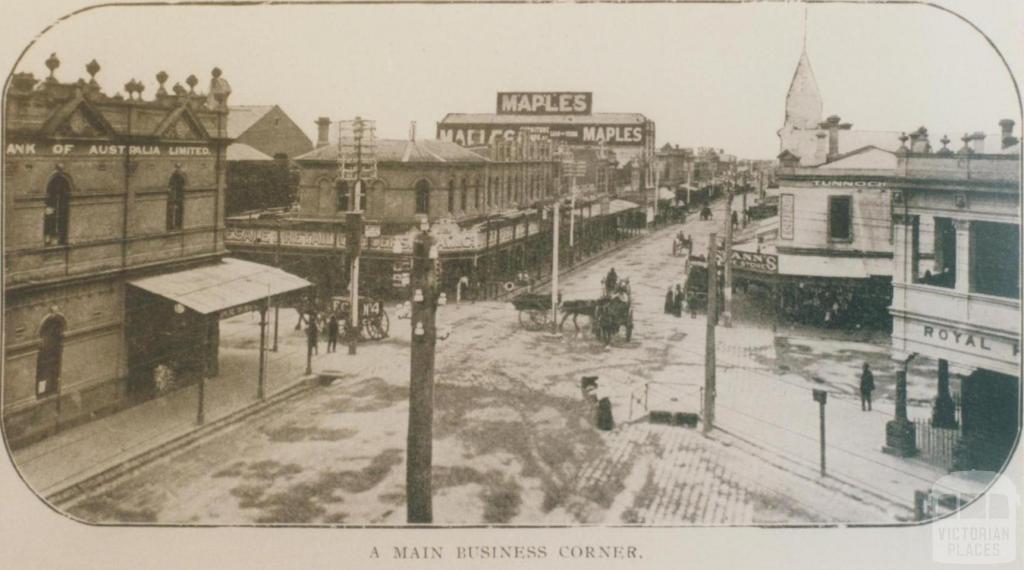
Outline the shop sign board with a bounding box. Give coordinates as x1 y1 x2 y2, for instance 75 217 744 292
780 193 795 240
496 92 593 115
714 250 779 274
225 227 277 246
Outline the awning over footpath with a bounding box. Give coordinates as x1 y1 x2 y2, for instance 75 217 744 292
129 257 312 315
608 199 642 215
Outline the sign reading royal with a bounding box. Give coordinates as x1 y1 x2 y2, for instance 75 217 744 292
497 92 592 115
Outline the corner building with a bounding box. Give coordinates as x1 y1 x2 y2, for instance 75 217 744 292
3 57 308 448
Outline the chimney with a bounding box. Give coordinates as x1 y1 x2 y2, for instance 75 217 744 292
818 115 852 162
909 126 931 153
814 131 828 165
315 117 331 148
409 121 417 142
999 119 1018 149
969 131 987 154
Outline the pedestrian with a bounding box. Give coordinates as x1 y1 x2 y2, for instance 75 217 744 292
605 267 618 297
859 362 875 411
731 210 739 229
673 284 684 317
307 316 319 356
327 314 339 353
664 286 674 314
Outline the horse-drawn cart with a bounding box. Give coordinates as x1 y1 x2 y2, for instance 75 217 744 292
511 293 555 331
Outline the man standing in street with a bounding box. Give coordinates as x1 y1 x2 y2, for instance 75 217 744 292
326 314 339 353
859 362 875 411
307 316 319 356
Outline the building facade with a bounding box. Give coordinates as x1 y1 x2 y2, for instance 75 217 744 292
224 125 642 302
889 135 1021 470
437 91 656 193
3 57 308 448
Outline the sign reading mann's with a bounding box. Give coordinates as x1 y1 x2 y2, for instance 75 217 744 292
714 250 779 274
497 92 593 115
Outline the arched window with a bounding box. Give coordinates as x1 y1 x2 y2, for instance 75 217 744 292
474 178 481 210
447 179 456 213
336 180 350 212
415 180 431 215
460 178 468 212
166 173 185 231
44 174 71 245
35 317 65 398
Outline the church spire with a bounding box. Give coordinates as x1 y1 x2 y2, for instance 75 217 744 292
783 47 823 131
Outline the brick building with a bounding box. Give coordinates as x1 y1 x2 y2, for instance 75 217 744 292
226 105 312 160
224 123 642 302
3 56 308 448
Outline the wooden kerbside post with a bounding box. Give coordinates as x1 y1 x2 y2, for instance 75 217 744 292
407 231 437 523
703 232 718 434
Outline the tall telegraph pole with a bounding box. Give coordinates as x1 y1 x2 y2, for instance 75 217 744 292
339 117 377 355
703 233 718 434
407 231 438 523
722 184 734 327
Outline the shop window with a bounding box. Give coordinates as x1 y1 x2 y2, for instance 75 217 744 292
415 180 431 215
827 195 852 241
447 180 456 213
336 180 350 212
971 221 1019 298
35 317 65 398
919 217 956 288
461 178 468 211
44 174 71 245
166 173 185 231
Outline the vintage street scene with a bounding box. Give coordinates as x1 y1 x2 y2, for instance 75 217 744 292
2 3 1020 528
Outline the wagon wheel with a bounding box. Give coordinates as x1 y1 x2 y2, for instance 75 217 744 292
362 311 389 340
519 308 548 331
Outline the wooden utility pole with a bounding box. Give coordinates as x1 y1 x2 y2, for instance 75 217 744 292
407 231 438 523
722 187 734 327
258 301 268 400
551 200 560 332
703 232 718 434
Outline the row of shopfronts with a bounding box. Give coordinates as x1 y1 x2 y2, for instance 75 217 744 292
225 196 645 304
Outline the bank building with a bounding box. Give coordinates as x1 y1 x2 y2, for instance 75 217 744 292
3 55 310 448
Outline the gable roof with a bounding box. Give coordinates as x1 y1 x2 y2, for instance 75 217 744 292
227 105 275 138
296 139 490 164
818 145 898 170
227 142 274 161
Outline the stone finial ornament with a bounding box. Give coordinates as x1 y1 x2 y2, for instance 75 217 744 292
85 59 100 85
45 53 60 79
186 74 198 93
206 66 231 110
156 70 169 96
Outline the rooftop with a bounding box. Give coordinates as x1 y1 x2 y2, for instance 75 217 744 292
295 139 490 164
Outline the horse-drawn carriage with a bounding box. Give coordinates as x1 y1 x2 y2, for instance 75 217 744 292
296 295 390 340
511 278 634 345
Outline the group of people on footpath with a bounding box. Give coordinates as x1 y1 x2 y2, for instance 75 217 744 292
305 312 341 354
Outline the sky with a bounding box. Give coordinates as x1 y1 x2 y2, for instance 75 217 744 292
8 2 1021 159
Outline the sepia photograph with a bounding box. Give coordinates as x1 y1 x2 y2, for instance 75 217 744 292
0 0 1021 567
